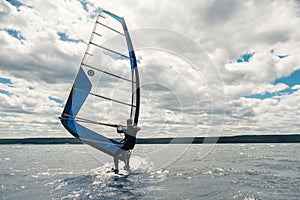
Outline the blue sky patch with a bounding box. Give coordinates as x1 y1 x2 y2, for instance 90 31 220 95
245 68 300 100
270 49 289 59
103 51 129 61
237 52 254 63
6 0 32 11
245 92 272 99
0 89 13 96
57 32 84 43
49 96 64 107
274 69 300 88
0 77 12 85
2 29 25 41
6 0 23 11
245 89 293 100
277 55 288 59
80 1 89 12
91 7 104 19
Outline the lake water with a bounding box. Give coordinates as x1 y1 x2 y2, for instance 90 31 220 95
1 144 299 199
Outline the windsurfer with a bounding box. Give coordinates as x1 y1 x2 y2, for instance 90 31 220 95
113 118 140 174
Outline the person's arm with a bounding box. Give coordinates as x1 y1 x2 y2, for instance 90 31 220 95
117 125 125 133
117 126 126 143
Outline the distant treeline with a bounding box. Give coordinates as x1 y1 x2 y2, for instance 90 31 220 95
1 134 300 145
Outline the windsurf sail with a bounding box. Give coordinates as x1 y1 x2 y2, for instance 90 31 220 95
60 10 140 159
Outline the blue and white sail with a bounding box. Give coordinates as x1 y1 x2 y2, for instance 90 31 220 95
60 10 140 158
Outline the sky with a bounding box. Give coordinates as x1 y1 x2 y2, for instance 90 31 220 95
0 0 300 138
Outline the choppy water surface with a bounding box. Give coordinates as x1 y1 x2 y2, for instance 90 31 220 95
1 144 300 199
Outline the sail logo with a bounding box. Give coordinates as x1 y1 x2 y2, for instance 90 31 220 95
87 70 95 76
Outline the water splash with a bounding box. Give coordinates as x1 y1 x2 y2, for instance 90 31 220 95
46 156 169 199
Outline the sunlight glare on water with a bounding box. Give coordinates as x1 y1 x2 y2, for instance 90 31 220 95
1 144 300 200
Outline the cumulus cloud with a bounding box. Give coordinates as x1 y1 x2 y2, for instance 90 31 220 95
0 0 299 138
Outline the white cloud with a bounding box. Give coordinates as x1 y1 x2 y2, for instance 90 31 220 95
292 85 300 90
0 0 300 138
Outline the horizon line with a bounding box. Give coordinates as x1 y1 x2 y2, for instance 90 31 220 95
0 134 300 144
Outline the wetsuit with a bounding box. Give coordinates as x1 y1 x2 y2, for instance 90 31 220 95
117 126 140 150
113 125 140 173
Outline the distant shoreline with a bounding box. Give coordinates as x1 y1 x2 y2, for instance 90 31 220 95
1 134 300 144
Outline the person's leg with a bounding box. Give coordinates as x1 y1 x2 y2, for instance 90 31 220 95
124 150 132 170
113 148 123 173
